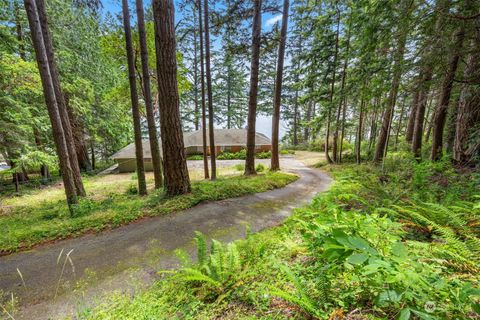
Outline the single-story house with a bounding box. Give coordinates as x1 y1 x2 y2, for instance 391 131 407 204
111 128 272 172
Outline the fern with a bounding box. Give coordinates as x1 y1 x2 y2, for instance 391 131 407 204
266 264 324 318
389 202 479 269
173 232 244 301
175 268 221 287
194 231 207 266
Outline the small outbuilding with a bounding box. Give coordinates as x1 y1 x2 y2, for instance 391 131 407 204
111 128 272 173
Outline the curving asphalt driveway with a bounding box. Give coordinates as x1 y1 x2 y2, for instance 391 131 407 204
0 158 331 320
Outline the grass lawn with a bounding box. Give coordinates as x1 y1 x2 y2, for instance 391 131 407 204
0 169 298 254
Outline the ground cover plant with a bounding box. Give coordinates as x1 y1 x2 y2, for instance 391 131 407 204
80 155 480 319
0 171 297 254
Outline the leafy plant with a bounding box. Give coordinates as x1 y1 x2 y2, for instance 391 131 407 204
172 232 244 302
256 163 265 172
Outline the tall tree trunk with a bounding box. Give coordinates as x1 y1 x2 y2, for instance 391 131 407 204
411 69 433 159
227 63 232 129
271 0 289 171
368 99 380 153
36 0 85 196
193 3 200 131
153 0 191 195
293 89 299 146
244 0 262 175
90 143 95 171
292 28 302 147
203 0 216 180
411 0 445 158
24 0 78 207
14 0 26 60
423 94 435 142
304 101 312 143
64 94 92 172
122 0 147 195
430 23 466 160
394 97 407 150
444 96 459 153
33 127 50 182
326 9 341 164
453 34 480 164
373 0 412 162
333 10 351 163
197 0 209 179
136 0 163 189
339 96 347 162
356 96 365 164
405 89 419 143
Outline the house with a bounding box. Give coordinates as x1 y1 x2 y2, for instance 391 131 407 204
111 128 272 173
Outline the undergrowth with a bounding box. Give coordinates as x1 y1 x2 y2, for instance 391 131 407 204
79 156 479 319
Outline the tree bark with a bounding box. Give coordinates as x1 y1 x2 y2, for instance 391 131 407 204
373 0 412 162
271 0 289 171
203 0 217 180
394 97 406 150
14 0 26 60
153 0 191 195
334 10 352 163
356 96 365 164
90 143 95 170
304 101 312 143
193 4 200 131
36 0 85 196
197 0 209 179
293 89 299 146
136 0 163 189
430 24 466 160
453 34 480 164
244 0 262 175
24 0 78 207
411 67 433 159
122 0 147 195
326 9 341 164
405 89 419 143
64 94 92 172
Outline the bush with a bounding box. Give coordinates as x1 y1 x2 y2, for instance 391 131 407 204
217 149 246 160
126 183 138 195
187 155 204 161
255 163 265 172
256 151 271 159
280 149 295 155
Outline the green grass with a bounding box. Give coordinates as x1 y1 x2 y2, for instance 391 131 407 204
77 156 480 320
0 171 298 254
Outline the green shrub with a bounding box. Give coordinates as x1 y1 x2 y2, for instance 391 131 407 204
172 232 244 302
255 163 265 172
125 183 137 195
217 149 247 160
256 151 271 159
187 155 204 161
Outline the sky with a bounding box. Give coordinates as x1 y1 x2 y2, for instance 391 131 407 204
101 0 287 140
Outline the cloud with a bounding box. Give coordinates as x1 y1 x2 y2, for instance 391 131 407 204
265 14 282 27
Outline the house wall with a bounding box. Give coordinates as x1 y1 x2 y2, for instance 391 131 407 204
185 145 271 155
117 159 153 173
116 144 272 172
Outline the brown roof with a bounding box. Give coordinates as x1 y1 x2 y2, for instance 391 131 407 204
112 129 271 159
